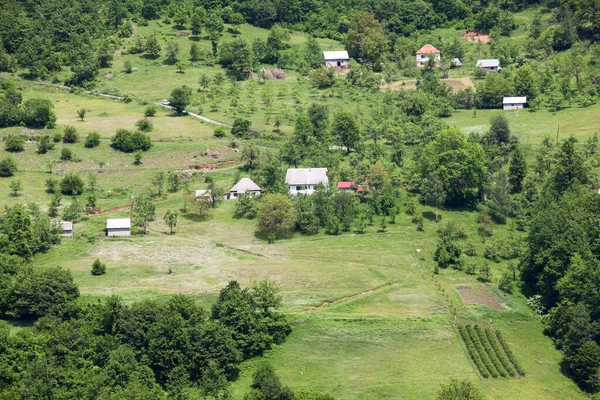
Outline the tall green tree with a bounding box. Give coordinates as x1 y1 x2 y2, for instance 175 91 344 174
508 146 527 193
133 194 155 235
258 194 297 242
332 111 361 154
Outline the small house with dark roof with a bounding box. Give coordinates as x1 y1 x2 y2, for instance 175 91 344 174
60 221 73 237
226 178 261 200
107 218 131 237
416 44 441 68
286 168 328 196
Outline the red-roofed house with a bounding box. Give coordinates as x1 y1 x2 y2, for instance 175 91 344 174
416 44 441 68
337 181 356 192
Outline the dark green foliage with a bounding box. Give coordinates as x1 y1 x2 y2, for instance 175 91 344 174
91 258 106 275
110 129 152 152
244 362 295 400
489 115 510 144
84 131 101 148
232 118 252 139
496 330 525 376
144 104 157 117
458 325 490 378
62 125 79 143
0 204 59 259
21 99 56 128
235 194 259 219
508 146 527 193
0 156 17 177
1 266 79 319
60 173 84 195
62 197 82 222
4 134 24 152
60 147 73 161
214 126 227 138
169 85 193 114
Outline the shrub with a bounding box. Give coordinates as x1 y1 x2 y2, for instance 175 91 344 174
214 126 227 138
91 259 106 276
231 118 252 138
60 148 73 161
36 136 54 154
84 132 101 148
484 329 516 377
478 213 493 237
133 150 143 165
62 126 79 143
464 241 477 256
477 264 491 282
5 135 24 152
144 104 157 117
0 156 18 177
135 118 153 132
110 129 152 152
45 177 59 193
60 173 84 195
467 325 499 378
459 325 490 378
52 132 63 143
465 263 478 275
474 325 508 377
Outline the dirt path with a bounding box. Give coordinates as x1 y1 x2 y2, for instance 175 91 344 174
157 104 231 128
84 205 131 216
298 282 397 312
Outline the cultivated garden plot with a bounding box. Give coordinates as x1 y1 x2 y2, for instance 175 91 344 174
456 285 506 310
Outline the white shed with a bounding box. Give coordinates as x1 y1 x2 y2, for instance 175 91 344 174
226 178 261 200
107 218 131 237
286 168 328 196
476 59 501 72
503 97 527 110
323 51 349 68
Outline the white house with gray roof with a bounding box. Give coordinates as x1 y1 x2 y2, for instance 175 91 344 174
226 178 261 200
286 168 328 196
476 59 501 72
503 96 527 110
323 51 349 68
107 218 131 237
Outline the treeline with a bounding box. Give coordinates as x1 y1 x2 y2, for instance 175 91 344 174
0 82 56 129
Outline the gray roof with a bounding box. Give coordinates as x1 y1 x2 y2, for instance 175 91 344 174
323 51 349 60
451 58 462 66
230 178 261 193
60 221 73 230
476 59 500 68
503 96 527 104
107 218 131 229
285 168 328 186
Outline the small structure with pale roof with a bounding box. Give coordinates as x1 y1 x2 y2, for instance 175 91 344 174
60 221 73 237
476 59 501 72
286 168 328 197
323 51 349 68
107 218 131 237
416 44 441 68
503 96 527 110
226 178 261 200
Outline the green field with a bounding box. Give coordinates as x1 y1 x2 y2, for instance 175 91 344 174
0 15 591 399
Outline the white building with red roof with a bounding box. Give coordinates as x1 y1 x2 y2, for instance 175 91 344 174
416 44 441 68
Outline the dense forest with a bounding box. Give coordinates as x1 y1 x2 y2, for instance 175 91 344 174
2 0 600 397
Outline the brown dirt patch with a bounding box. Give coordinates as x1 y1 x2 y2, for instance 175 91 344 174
463 30 492 44
443 77 476 94
456 285 506 310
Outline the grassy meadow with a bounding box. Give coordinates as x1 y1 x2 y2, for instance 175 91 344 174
0 14 592 399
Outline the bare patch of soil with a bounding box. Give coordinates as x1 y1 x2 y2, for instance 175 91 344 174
463 30 492 44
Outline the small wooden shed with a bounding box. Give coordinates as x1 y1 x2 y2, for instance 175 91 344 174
60 221 73 237
503 96 527 110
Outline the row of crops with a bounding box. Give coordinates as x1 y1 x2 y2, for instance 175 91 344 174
458 325 525 378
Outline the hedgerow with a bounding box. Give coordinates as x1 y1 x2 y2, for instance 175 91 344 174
458 325 490 378
485 328 517 377
474 325 508 377
466 325 499 378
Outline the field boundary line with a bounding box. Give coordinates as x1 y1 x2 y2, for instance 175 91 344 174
298 282 398 312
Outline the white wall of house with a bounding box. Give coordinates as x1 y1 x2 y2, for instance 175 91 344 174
416 54 441 68
503 103 524 110
325 59 349 68
108 228 131 237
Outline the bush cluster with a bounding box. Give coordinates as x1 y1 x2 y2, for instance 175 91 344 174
474 325 509 377
484 328 517 377
110 129 152 152
458 325 490 378
466 325 499 378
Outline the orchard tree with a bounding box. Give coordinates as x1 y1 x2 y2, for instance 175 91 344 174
145 35 161 58
77 108 86 121
258 194 297 243
421 172 446 221
436 379 484 400
133 194 155 235
163 210 178 234
169 85 193 114
332 111 361 154
0 156 17 177
345 11 389 66
489 115 510 144
165 42 180 64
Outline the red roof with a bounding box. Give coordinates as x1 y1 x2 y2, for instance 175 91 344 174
357 185 369 193
337 181 356 189
416 44 441 54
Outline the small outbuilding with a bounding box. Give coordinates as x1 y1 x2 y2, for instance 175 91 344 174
450 58 462 67
286 168 328 196
60 221 73 237
337 181 368 194
195 189 212 201
416 44 441 68
323 51 349 68
107 218 131 237
503 96 527 110
476 59 501 72
226 178 261 200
